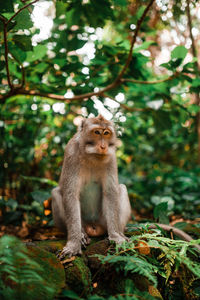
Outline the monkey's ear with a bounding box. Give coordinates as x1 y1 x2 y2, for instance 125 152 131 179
78 119 86 131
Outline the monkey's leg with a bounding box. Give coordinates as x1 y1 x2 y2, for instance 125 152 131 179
119 184 132 232
85 184 131 238
103 182 129 244
52 187 90 248
51 186 67 233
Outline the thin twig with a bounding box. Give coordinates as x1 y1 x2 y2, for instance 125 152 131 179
6 0 39 25
186 0 197 60
186 0 200 164
10 53 26 87
3 22 13 89
115 0 155 82
1 0 39 92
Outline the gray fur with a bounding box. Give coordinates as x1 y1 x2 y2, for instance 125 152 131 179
51 115 131 258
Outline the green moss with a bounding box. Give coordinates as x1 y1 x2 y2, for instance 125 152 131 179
64 256 92 297
34 239 66 253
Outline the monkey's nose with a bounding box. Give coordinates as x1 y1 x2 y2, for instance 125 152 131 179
100 145 106 149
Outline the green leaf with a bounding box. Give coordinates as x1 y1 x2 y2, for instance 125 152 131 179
12 35 33 51
187 104 200 114
152 110 172 130
62 290 82 299
66 8 80 27
0 0 14 13
26 45 47 62
56 1 67 18
31 190 51 204
0 60 4 71
113 0 127 6
134 40 155 53
153 202 169 224
160 62 172 70
34 62 49 73
191 78 200 87
10 48 26 63
1 198 18 210
21 175 57 186
171 45 187 60
14 9 33 30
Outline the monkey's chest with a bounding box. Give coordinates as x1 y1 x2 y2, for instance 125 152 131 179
80 181 102 223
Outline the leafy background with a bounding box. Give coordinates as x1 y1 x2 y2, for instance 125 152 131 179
1 1 200 298
1 0 200 226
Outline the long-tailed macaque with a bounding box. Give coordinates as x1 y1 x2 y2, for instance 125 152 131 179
52 115 131 258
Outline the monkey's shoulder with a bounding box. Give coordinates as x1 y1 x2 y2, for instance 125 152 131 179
64 136 80 156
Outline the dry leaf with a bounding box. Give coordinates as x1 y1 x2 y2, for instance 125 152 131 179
61 256 76 264
137 241 150 255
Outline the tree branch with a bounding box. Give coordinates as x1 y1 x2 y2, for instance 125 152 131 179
186 0 200 164
2 22 13 90
186 0 197 60
115 0 155 82
0 0 40 94
1 0 155 103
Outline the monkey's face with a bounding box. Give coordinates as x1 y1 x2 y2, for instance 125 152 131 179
84 126 116 158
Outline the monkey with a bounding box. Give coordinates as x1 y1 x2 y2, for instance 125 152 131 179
51 115 132 258
52 114 200 257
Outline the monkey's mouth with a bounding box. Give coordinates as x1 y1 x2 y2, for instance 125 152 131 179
95 153 108 158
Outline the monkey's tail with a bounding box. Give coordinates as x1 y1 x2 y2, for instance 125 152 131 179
130 223 200 252
149 223 200 252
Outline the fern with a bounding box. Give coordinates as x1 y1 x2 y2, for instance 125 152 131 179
95 226 200 291
96 254 158 286
0 235 55 300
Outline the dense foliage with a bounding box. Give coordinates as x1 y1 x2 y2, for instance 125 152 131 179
1 0 200 225
0 0 200 298
0 235 56 299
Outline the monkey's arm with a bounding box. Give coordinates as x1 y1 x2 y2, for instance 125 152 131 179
59 155 82 258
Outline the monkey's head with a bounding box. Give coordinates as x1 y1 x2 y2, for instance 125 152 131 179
78 115 117 160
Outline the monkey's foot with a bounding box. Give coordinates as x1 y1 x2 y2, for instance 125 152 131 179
59 242 82 259
119 233 130 242
81 232 91 248
108 233 129 244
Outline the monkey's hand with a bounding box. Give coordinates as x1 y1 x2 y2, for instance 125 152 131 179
59 241 82 259
81 231 91 248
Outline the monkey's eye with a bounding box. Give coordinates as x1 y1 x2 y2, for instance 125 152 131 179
104 131 110 135
94 130 100 135
86 141 94 145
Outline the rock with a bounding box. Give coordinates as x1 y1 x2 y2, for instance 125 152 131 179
27 246 65 299
63 256 92 297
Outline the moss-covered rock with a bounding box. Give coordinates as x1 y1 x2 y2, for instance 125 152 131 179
85 238 110 270
28 238 163 299
64 256 92 297
27 246 65 298
32 239 66 254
